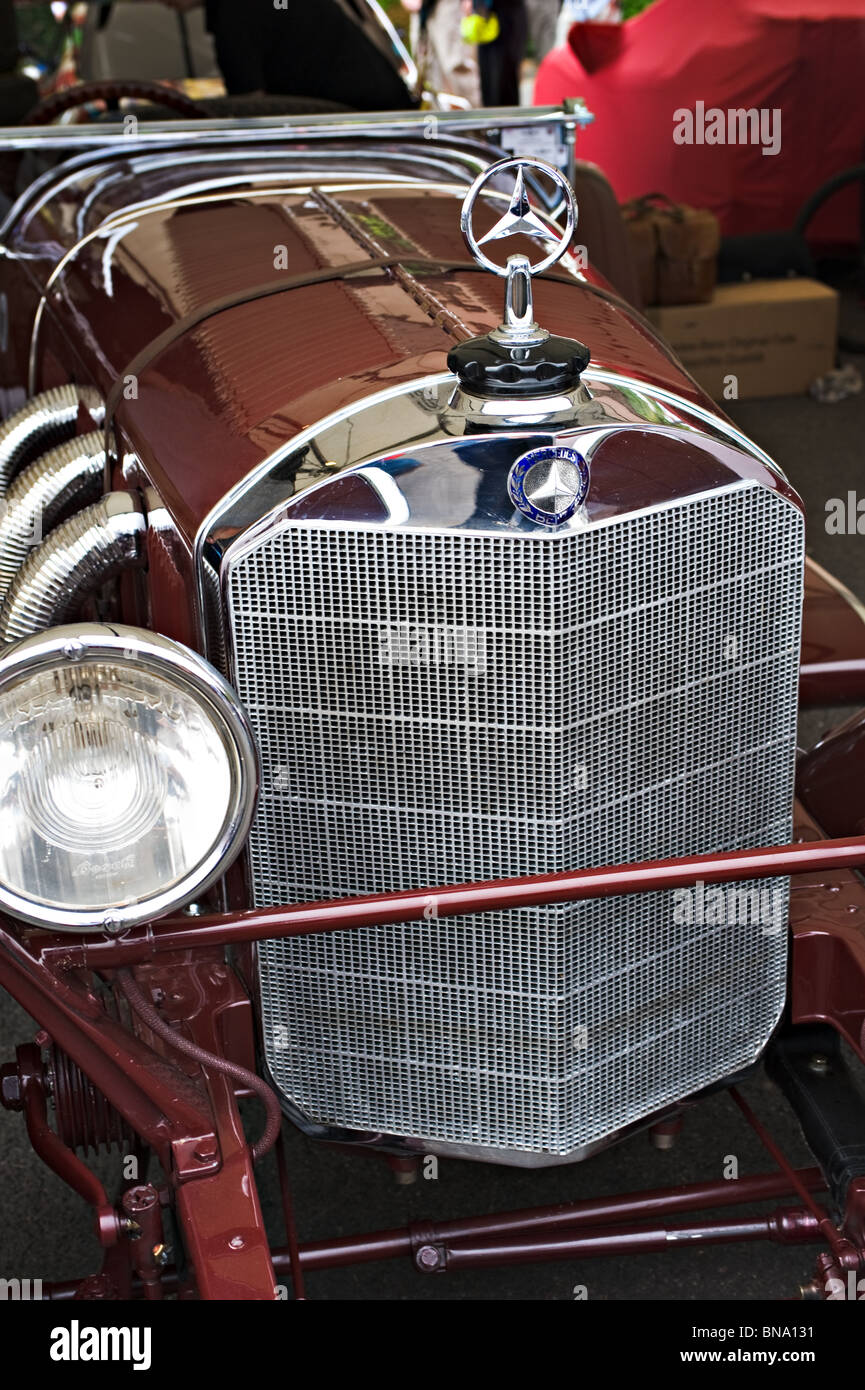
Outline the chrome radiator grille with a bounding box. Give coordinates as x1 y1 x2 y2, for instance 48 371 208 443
226 482 803 1159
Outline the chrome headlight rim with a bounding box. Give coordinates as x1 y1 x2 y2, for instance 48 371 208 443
0 623 259 933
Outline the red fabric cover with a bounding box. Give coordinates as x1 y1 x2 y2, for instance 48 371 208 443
568 21 624 73
535 0 865 246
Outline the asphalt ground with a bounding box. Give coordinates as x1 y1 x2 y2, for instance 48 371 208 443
1 305 864 1303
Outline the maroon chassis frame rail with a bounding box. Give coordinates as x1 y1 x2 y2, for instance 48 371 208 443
2 830 865 1300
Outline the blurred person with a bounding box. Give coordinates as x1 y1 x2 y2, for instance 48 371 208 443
555 0 621 45
405 0 481 105
464 0 527 107
526 0 560 62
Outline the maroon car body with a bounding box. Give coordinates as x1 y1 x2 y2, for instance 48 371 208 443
0 105 864 1301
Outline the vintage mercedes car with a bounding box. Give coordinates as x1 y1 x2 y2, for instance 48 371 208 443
0 99 864 1302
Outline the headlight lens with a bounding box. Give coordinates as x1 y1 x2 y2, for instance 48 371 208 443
0 625 258 931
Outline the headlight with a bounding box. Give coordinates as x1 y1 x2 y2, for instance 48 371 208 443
0 624 258 932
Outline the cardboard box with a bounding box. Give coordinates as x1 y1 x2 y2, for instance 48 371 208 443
647 279 838 401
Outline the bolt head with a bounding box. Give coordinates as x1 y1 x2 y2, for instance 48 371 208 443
651 1132 677 1151
416 1244 442 1271
122 1184 158 1215
0 1065 21 1111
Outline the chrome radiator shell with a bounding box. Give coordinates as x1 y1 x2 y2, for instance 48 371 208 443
224 438 804 1163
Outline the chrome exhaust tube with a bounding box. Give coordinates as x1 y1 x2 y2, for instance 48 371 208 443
0 492 145 645
0 385 105 497
0 432 106 606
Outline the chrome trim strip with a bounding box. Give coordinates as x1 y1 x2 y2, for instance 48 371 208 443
0 104 593 152
196 365 787 661
13 149 491 251
194 372 451 660
26 178 477 396
69 153 492 243
585 367 783 475
224 478 765 577
0 105 589 244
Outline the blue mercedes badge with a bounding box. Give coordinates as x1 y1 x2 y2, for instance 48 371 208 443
508 445 590 527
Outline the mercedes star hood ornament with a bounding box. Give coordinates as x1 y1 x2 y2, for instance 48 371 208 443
459 157 578 348
448 157 591 401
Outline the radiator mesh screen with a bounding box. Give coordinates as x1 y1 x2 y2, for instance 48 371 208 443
226 484 803 1157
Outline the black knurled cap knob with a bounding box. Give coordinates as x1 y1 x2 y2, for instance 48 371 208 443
448 333 591 398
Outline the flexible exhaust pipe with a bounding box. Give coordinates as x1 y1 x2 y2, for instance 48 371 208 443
0 432 105 607
0 385 104 497
0 491 145 645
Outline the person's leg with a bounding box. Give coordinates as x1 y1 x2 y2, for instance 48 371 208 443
496 0 529 106
477 31 501 106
